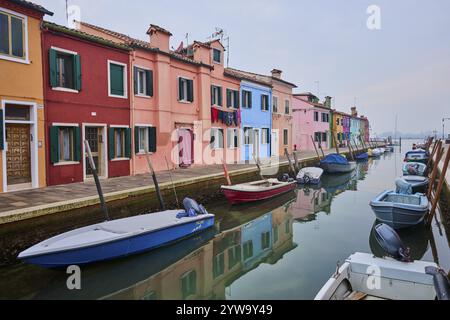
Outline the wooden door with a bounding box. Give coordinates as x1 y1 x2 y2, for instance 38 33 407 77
6 124 31 185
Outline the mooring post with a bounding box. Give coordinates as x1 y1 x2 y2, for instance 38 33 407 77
311 135 322 160
332 132 340 154
84 140 110 221
146 154 166 211
347 140 355 161
284 148 296 176
427 145 450 225
427 142 443 199
293 151 300 172
222 160 232 186
426 140 440 172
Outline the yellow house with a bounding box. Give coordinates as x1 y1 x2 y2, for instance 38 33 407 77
331 111 344 147
0 0 53 192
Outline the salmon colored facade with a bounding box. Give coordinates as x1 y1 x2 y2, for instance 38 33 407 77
78 22 241 173
0 0 52 192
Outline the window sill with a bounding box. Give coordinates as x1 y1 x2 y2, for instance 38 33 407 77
109 94 128 99
227 147 239 150
136 152 154 156
0 55 29 64
54 161 80 166
179 100 193 104
111 157 130 162
52 87 79 93
135 94 152 99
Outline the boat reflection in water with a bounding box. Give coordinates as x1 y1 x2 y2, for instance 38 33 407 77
32 197 297 300
369 221 432 261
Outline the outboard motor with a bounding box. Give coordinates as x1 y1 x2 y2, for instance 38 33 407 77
279 173 291 182
178 198 208 218
374 224 412 262
395 178 413 195
425 267 450 301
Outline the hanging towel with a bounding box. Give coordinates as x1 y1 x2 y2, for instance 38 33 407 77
226 112 234 126
218 110 224 124
211 108 219 123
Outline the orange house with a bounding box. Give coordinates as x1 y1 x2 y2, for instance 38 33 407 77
0 0 53 192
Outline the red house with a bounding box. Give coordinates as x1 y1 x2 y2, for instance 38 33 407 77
42 22 132 186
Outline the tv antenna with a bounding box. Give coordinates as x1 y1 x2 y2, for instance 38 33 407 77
208 27 230 67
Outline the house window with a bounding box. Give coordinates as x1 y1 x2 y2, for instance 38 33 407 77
115 128 126 158
227 128 239 149
273 225 279 244
134 67 153 97
49 48 81 91
283 129 289 146
228 245 241 269
135 126 157 154
243 240 254 260
261 94 269 111
261 232 271 250
314 111 319 122
179 77 194 102
211 85 222 106
273 96 278 113
261 128 270 144
210 128 224 149
108 61 127 98
322 132 328 143
244 127 253 145
213 48 221 64
242 90 252 108
314 132 321 143
138 127 149 153
109 127 131 160
213 253 225 279
58 127 75 162
181 270 197 300
285 100 290 115
226 89 239 108
0 10 25 60
49 126 81 164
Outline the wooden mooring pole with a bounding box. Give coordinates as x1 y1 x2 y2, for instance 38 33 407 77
146 154 166 211
284 148 296 176
427 141 443 199
293 151 300 172
332 132 340 154
427 145 450 226
347 140 355 161
311 135 322 160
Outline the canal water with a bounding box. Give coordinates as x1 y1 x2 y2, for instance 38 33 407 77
0 141 449 300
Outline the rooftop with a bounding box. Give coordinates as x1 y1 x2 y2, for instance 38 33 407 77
9 0 53 16
225 67 297 88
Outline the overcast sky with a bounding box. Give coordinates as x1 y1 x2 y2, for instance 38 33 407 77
34 0 450 136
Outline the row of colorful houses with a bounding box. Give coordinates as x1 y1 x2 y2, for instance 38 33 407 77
0 0 370 193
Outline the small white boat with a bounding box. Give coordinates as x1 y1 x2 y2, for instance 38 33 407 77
315 224 448 300
297 167 324 185
369 149 382 157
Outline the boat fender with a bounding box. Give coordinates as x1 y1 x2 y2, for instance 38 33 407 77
425 267 450 301
374 224 412 262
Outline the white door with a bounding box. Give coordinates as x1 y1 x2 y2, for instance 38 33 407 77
253 129 260 160
271 130 278 157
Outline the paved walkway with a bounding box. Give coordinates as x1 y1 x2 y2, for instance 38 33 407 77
0 146 370 224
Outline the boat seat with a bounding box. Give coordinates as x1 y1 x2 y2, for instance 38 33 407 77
385 194 421 205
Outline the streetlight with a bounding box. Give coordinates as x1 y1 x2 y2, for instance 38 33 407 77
443 118 450 140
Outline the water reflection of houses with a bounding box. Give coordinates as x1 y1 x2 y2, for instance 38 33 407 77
289 188 332 222
104 207 295 300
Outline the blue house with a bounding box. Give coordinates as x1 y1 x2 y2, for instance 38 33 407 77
224 69 273 162
240 81 272 161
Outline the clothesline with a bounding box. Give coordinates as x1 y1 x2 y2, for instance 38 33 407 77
211 107 241 127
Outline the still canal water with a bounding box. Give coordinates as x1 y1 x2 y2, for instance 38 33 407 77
1 141 449 300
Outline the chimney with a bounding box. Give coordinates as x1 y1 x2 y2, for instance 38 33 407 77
324 96 332 108
147 24 172 52
271 69 282 79
351 107 358 117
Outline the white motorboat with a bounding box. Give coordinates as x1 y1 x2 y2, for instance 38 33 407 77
297 167 324 185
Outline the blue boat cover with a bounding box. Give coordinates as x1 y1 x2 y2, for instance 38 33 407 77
395 178 413 195
320 154 349 165
177 198 209 218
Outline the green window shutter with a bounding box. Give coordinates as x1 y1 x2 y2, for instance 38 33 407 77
108 128 115 160
110 64 124 96
146 70 153 97
0 109 3 150
178 78 184 101
49 49 58 87
218 87 223 107
50 126 60 164
134 67 138 95
226 89 231 108
74 54 82 91
234 90 240 108
211 86 215 105
261 95 264 110
149 127 157 153
134 126 140 154
73 126 81 162
125 128 132 158
249 92 253 108
187 79 193 102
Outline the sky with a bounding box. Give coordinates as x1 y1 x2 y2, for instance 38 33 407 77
33 0 450 136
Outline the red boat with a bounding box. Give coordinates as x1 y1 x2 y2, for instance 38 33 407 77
221 179 296 205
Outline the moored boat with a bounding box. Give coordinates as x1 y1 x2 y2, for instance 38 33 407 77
320 154 356 174
221 178 296 205
369 148 382 157
18 199 215 268
297 167 324 185
355 153 369 161
405 150 429 164
403 162 428 176
400 176 429 194
315 224 447 300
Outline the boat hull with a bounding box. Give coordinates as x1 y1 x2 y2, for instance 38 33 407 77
321 162 356 174
221 181 296 205
20 215 215 268
370 190 429 229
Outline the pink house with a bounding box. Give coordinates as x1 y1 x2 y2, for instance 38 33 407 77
292 93 332 152
78 22 240 173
